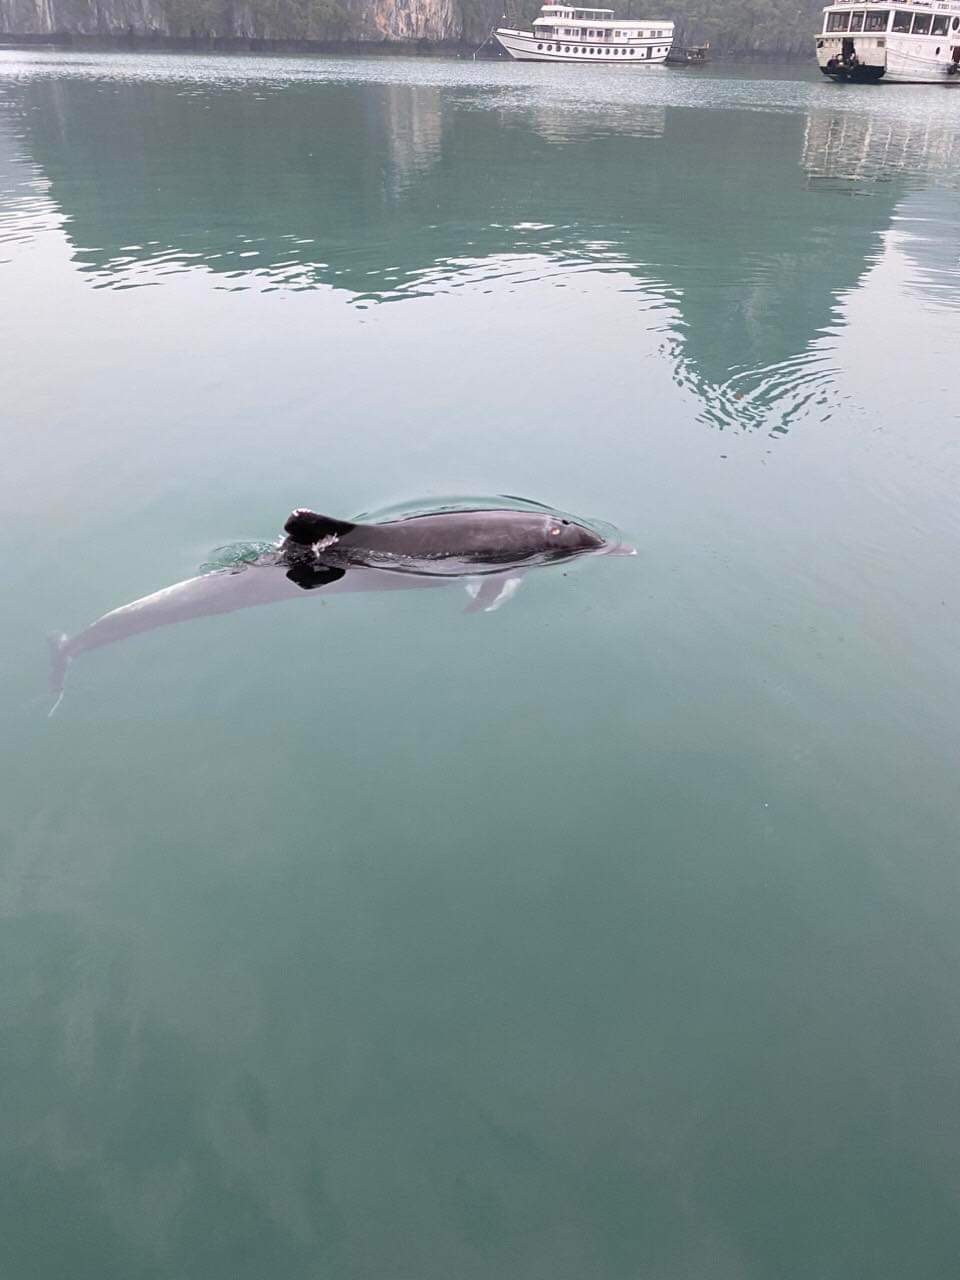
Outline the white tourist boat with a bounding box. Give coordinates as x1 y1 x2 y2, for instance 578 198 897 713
495 4 674 64
816 0 960 81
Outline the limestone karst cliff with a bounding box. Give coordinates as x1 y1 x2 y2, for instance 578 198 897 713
0 0 819 53
0 0 498 42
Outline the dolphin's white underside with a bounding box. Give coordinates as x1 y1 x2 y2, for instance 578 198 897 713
48 563 533 715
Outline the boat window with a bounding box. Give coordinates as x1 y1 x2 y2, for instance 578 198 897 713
891 10 911 31
863 9 889 30
911 12 931 32
848 11 864 30
826 12 850 30
953 16 959 29
537 42 543 48
932 14 948 33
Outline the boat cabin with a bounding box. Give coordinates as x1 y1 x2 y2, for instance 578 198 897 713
822 0 960 36
533 4 672 41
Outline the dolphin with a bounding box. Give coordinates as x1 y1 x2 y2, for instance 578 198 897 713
48 502 634 714
281 505 610 576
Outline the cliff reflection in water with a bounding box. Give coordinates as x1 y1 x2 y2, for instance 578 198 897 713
14 75 960 432
5 64 960 1280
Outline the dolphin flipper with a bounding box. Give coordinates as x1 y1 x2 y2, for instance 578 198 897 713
464 576 524 614
47 632 70 717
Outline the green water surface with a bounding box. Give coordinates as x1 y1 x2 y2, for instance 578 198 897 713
2 49 959 1279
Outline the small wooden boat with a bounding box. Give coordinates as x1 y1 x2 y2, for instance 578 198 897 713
665 43 710 65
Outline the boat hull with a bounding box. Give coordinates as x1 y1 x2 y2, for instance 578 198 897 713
816 33 960 83
495 28 670 63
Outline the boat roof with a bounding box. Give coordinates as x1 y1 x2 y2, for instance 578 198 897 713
824 0 960 5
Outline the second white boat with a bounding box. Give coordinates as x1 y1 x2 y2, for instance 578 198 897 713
495 4 674 64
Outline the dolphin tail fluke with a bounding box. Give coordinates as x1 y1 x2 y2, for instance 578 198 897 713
47 632 70 717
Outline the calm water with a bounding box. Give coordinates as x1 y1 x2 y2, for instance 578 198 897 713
2 48 960 1278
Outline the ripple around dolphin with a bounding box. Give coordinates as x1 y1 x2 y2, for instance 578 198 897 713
197 540 281 574
352 493 562 522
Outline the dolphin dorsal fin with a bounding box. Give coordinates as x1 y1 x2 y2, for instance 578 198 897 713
283 509 356 545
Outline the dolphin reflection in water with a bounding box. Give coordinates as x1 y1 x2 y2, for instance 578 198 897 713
49 502 635 713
